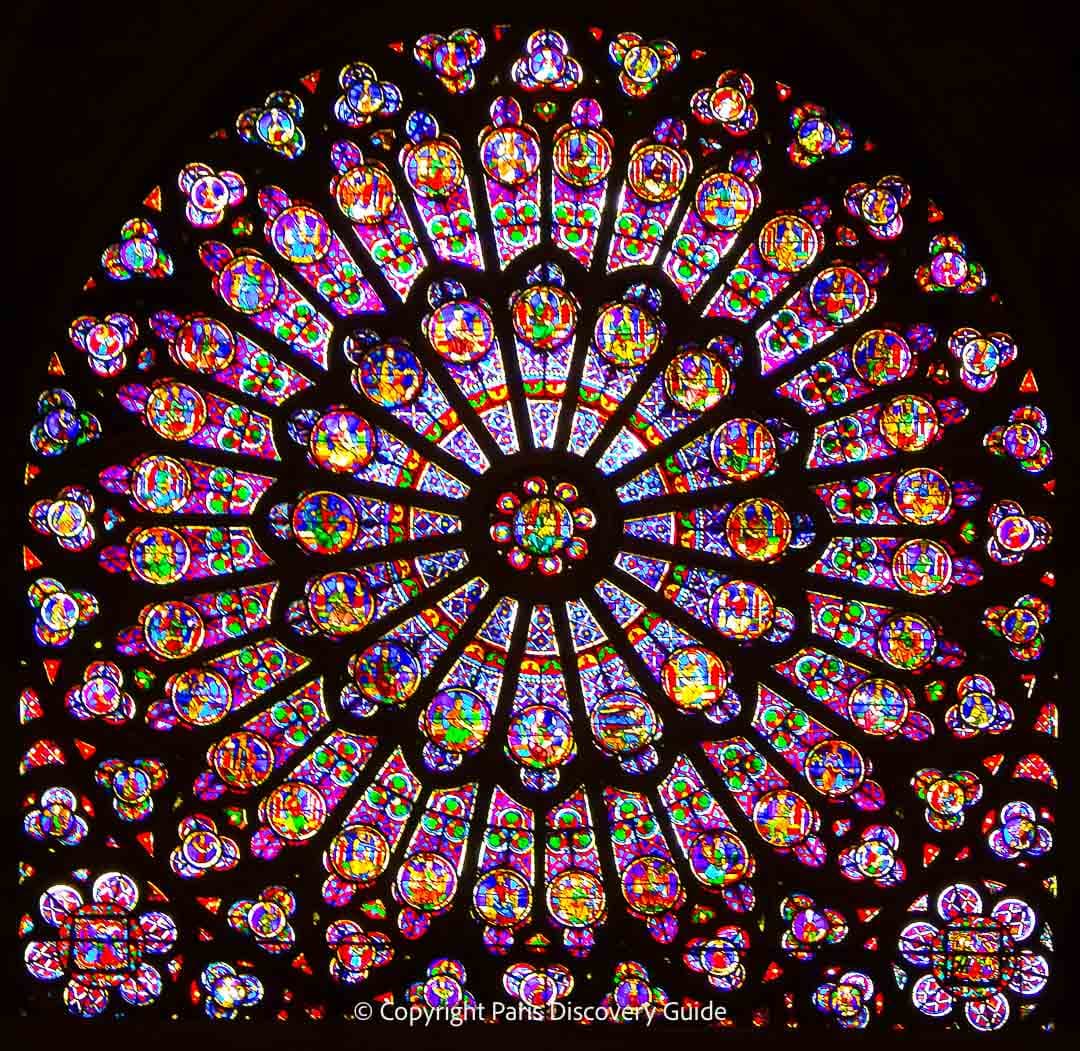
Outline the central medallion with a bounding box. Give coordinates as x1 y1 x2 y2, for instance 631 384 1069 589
491 476 596 574
465 452 621 599
513 494 574 556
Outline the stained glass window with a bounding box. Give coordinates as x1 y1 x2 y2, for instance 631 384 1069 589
16 22 1059 1035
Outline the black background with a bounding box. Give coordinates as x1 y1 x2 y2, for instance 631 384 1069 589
3 0 1076 1045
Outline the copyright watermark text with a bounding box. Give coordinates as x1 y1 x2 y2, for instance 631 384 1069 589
352 1001 727 1026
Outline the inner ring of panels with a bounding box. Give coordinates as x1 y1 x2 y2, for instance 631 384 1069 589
18 23 1057 1032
